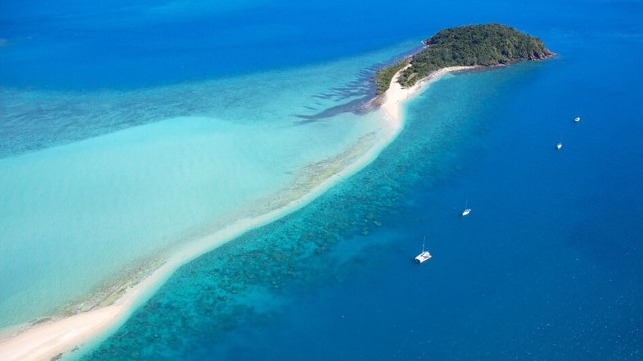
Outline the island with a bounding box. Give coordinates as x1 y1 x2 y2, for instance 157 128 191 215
375 23 554 95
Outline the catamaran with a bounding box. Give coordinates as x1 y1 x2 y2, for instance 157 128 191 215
462 200 471 217
415 237 432 263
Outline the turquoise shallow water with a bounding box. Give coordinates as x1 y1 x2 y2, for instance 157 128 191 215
0 45 408 327
1 0 642 359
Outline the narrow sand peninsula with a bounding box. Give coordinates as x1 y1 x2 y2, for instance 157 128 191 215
0 65 473 361
380 65 475 124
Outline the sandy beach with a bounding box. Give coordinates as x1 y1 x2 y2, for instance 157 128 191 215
0 65 473 361
380 65 476 124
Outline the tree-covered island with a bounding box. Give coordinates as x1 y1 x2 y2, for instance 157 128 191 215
374 23 554 95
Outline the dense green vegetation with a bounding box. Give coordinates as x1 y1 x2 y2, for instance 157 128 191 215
373 59 408 95
375 23 553 93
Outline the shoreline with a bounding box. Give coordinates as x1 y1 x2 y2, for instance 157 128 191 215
0 65 473 361
379 65 476 124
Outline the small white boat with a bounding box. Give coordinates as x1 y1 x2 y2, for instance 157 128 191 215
574 116 581 122
461 200 471 217
415 251 432 263
556 142 563 150
415 237 432 263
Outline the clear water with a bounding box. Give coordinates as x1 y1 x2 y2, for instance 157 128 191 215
2 0 642 359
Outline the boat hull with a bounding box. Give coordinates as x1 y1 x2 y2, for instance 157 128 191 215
415 251 432 263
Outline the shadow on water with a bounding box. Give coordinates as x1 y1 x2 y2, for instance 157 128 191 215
293 66 378 123
294 46 422 123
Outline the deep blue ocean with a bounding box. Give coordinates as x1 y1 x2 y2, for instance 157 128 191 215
2 0 642 360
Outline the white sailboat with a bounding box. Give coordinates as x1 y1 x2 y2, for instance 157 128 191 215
556 141 563 150
574 116 581 123
415 236 432 263
461 200 471 217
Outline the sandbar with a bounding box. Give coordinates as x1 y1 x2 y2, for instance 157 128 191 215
0 64 473 361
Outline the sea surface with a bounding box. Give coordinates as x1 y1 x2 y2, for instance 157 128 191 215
1 0 642 360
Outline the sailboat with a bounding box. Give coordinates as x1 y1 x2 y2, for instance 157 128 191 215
574 116 581 123
415 236 432 263
461 200 471 217
556 141 563 150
